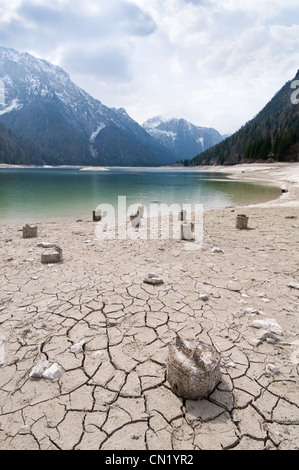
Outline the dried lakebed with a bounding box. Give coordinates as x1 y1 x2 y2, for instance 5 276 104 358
0 203 299 450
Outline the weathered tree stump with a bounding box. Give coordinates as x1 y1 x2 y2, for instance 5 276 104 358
130 205 144 228
92 210 102 222
236 214 249 230
180 222 195 240
130 213 140 228
22 224 37 238
167 335 221 400
178 210 187 222
41 246 63 264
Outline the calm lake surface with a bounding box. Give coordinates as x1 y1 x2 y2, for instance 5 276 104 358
0 167 281 223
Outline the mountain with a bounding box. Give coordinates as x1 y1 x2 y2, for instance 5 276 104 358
190 70 299 166
0 46 176 166
142 116 223 160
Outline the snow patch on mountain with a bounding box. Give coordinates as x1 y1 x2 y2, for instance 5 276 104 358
0 79 5 106
0 99 22 115
90 123 106 142
197 137 204 147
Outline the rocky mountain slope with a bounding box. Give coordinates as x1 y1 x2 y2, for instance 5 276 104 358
190 70 299 166
142 116 223 161
0 46 176 166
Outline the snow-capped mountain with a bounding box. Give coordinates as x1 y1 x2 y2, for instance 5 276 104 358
142 116 223 160
0 46 176 166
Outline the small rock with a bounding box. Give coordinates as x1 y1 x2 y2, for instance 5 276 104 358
29 359 50 379
221 361 236 369
245 307 261 314
37 242 57 248
18 338 27 346
18 425 31 435
266 364 280 375
164 287 173 293
148 272 159 279
258 331 280 344
211 247 224 254
144 276 164 285
199 294 209 302
234 307 262 318
42 363 63 381
70 340 87 354
251 318 284 336
234 309 246 318
288 282 299 290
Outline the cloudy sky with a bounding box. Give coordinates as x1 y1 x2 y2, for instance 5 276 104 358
1 0 299 134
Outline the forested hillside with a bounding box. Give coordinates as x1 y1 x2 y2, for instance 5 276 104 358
0 122 46 165
190 70 299 166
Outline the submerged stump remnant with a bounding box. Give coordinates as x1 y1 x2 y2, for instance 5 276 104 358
22 224 37 239
180 222 195 241
236 214 249 230
167 335 221 400
41 245 63 264
130 205 145 228
92 210 102 222
178 210 187 222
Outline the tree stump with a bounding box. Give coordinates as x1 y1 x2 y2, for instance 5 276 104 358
130 206 144 228
92 210 102 222
180 222 195 240
41 246 63 264
22 224 37 238
167 335 221 400
236 214 249 230
178 210 187 222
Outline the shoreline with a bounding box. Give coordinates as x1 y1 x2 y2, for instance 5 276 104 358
0 162 297 226
194 162 299 209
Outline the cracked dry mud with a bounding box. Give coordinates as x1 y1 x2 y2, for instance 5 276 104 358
1 186 299 450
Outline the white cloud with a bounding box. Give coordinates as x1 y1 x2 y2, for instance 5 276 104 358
0 0 299 134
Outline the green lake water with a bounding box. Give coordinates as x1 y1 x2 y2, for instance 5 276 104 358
0 167 281 224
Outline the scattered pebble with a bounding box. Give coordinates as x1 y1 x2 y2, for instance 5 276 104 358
266 364 280 375
199 294 209 301
143 273 164 285
211 247 224 254
42 363 63 381
251 318 284 336
288 282 299 290
70 340 87 354
29 359 50 379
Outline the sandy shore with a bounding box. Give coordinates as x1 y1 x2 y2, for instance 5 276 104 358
0 162 299 450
